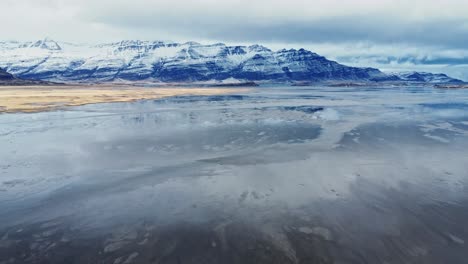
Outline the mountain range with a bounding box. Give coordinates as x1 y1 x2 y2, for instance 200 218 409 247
0 38 463 84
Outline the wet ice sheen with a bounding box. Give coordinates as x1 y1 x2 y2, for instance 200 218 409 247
1 86 468 263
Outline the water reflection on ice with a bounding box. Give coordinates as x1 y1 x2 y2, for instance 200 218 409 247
1 86 468 263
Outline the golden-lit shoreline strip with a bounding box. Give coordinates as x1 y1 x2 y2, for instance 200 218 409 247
0 85 248 113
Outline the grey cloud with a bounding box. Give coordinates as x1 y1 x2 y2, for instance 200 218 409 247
336 55 468 66
88 13 468 49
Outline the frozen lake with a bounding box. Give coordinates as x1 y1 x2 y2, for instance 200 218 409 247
1 86 468 263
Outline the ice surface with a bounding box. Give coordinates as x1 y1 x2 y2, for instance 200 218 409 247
1 86 468 263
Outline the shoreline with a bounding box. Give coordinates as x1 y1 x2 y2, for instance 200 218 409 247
0 85 248 113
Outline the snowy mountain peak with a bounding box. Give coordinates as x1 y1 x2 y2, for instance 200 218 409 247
248 44 271 53
183 41 202 46
30 38 62 51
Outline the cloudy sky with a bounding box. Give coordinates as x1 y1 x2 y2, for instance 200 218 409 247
3 0 468 80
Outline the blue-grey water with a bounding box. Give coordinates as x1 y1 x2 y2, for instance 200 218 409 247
1 86 468 263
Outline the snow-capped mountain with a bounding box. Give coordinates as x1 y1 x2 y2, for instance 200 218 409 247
388 72 462 84
0 38 463 84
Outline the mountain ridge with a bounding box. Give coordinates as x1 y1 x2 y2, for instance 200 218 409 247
0 39 463 84
0 66 58 85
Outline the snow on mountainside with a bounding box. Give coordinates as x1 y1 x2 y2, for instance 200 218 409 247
0 38 463 84
0 66 57 85
389 72 463 84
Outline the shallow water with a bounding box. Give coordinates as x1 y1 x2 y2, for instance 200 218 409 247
1 86 468 263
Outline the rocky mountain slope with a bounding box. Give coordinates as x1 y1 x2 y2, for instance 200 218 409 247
0 66 56 85
0 38 463 84
0 67 14 81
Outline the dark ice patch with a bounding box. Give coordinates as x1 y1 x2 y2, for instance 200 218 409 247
158 95 249 104
420 102 468 110
281 106 324 114
255 106 324 114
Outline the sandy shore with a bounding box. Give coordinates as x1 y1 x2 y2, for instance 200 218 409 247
0 85 246 113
